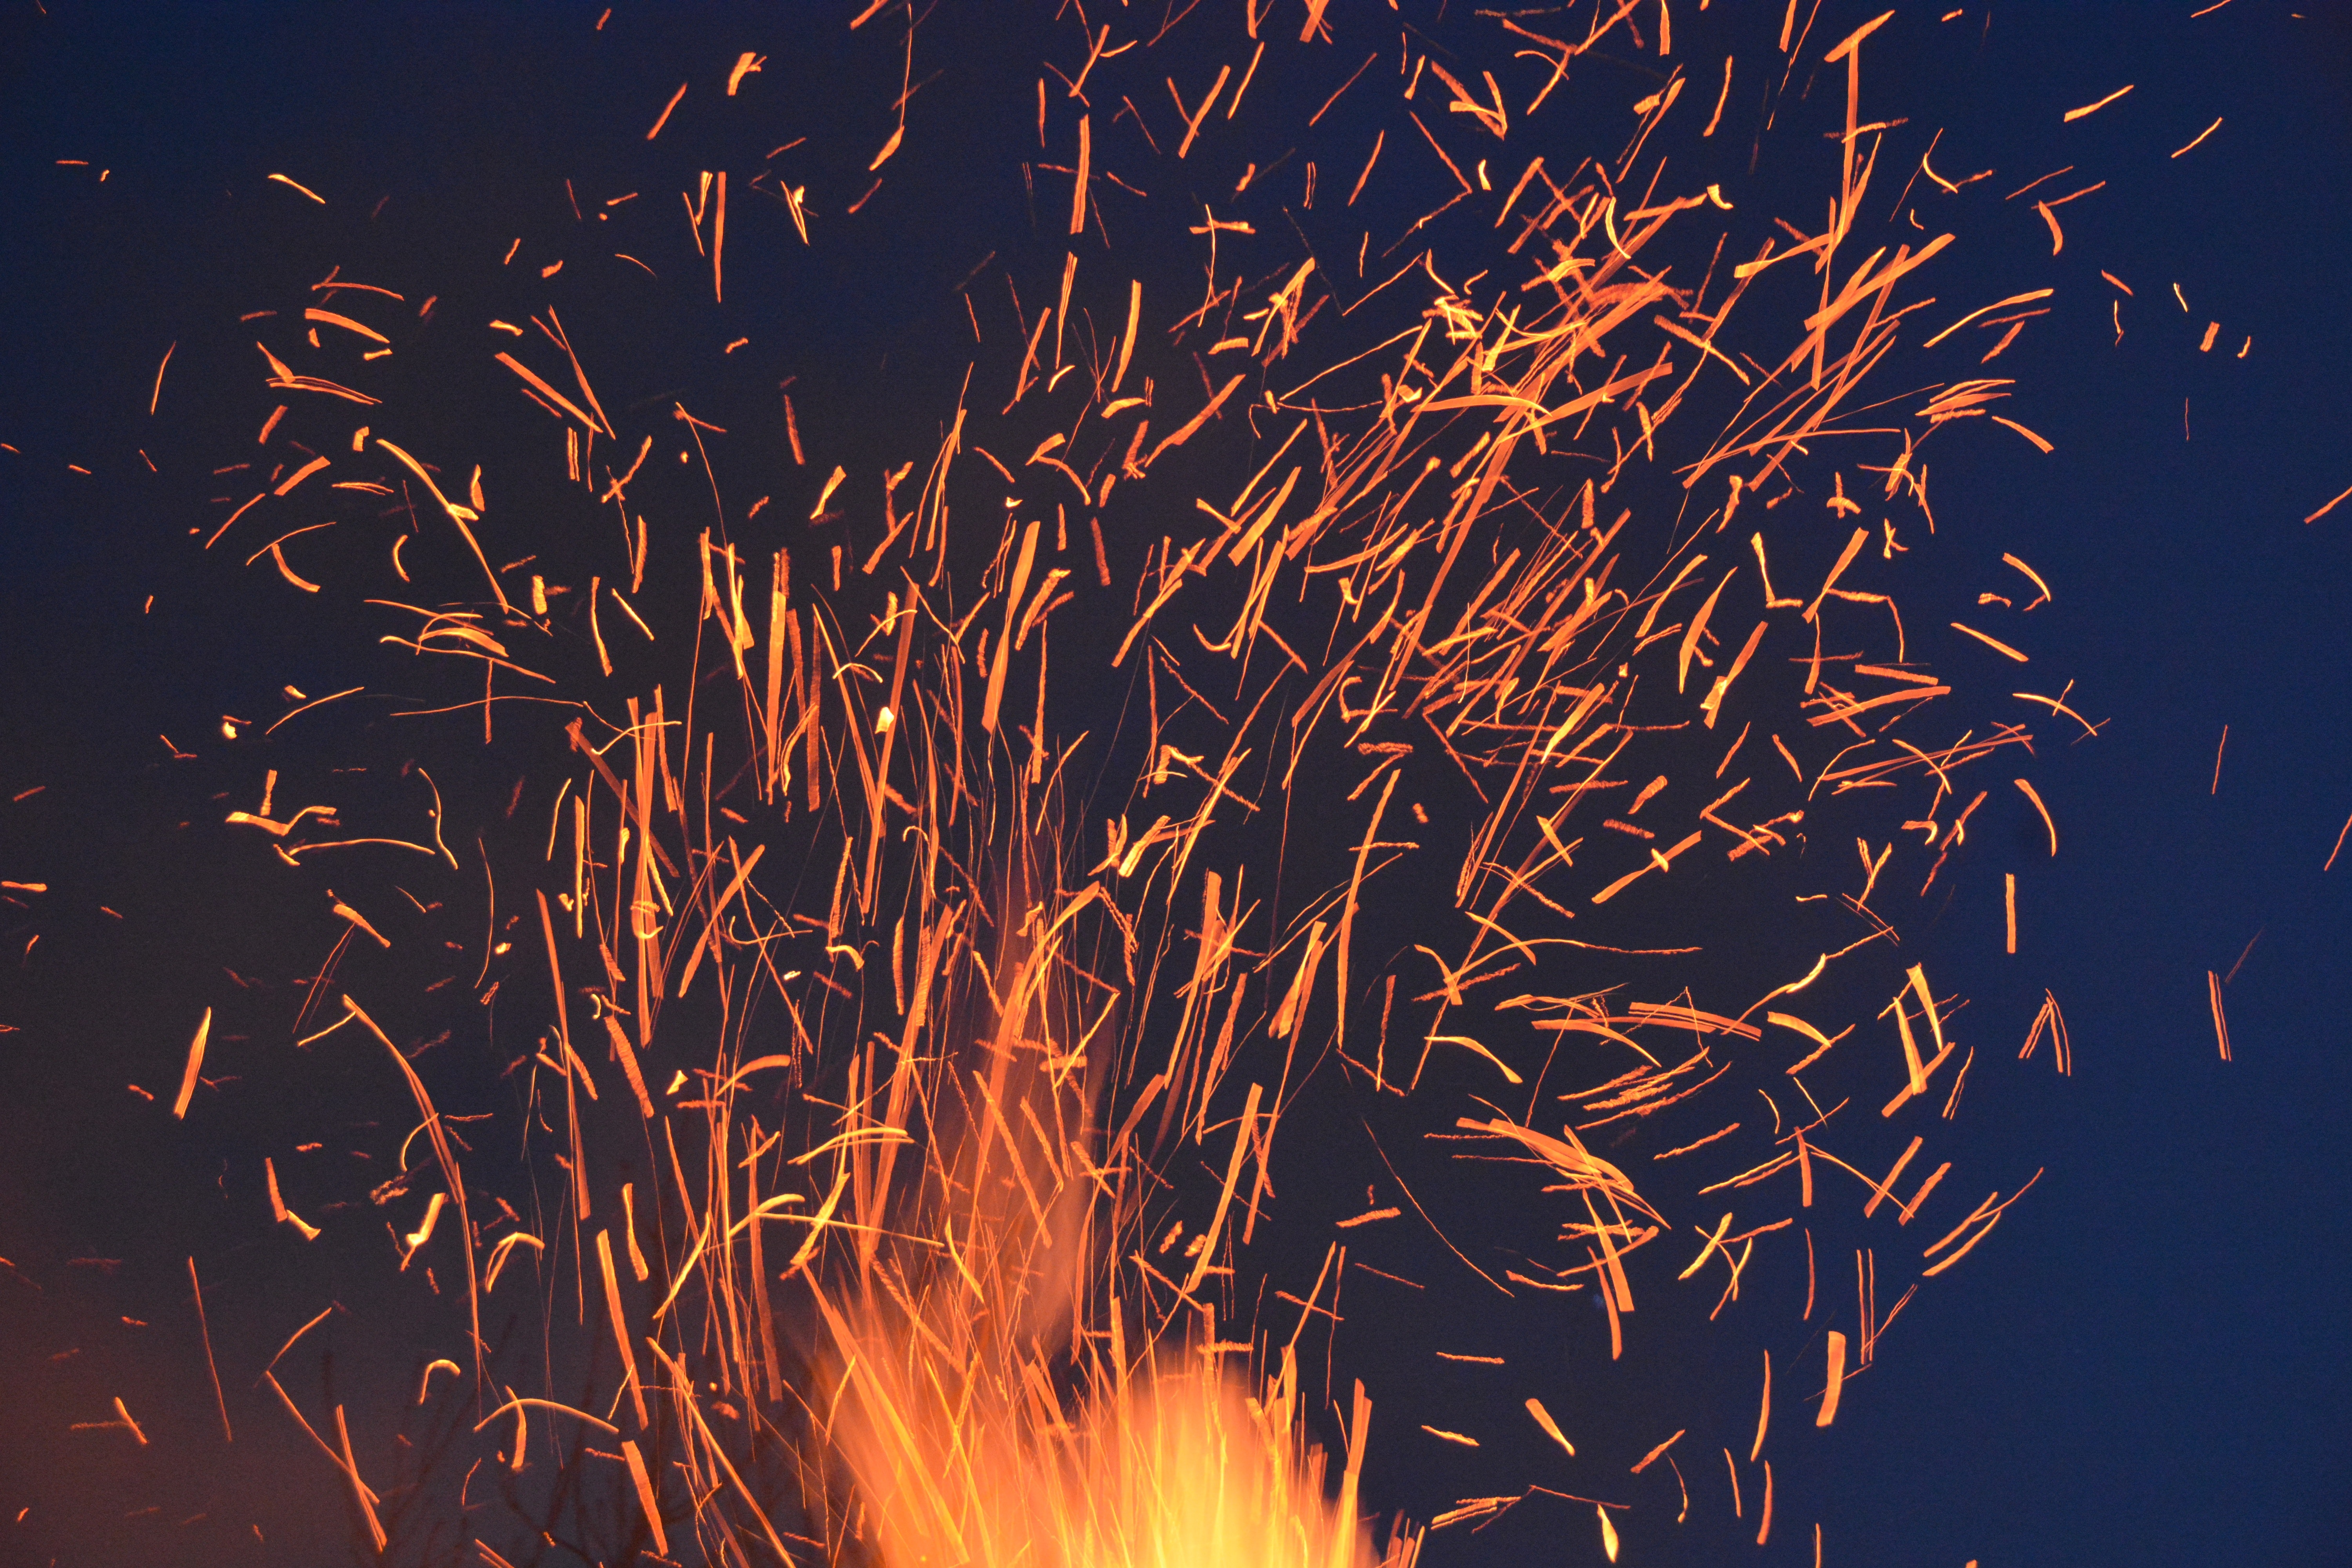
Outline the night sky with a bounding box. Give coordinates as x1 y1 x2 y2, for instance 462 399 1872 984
2 3 2348 1566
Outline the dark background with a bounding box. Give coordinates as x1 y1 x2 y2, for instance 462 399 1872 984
2 2 2347 1565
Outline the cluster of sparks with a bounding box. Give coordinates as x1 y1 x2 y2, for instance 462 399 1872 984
5 2 2289 1564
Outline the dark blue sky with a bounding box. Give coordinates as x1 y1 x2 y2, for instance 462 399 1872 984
1 3 2346 1565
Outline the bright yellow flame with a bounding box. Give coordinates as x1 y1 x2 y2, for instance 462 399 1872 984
823 1343 1410 1568
801 846 1416 1568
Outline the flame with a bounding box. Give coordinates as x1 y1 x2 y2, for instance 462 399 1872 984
797 809 1415 1567
819 1320 1404 1568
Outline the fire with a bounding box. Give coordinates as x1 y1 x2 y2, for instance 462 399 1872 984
820 1357 1405 1568
793 832 1414 1567
1 3 2190 1562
